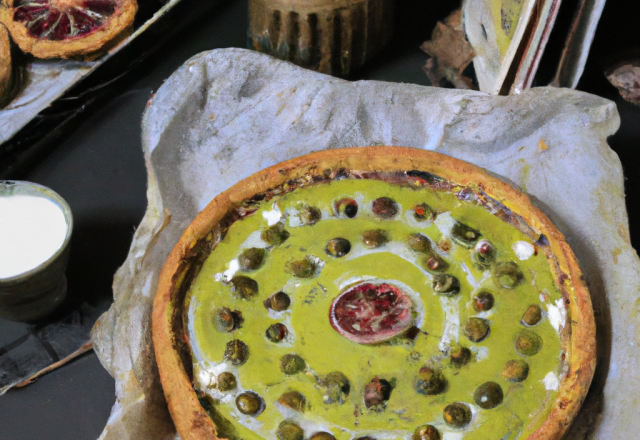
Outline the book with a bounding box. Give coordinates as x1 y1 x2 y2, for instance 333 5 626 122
463 0 607 94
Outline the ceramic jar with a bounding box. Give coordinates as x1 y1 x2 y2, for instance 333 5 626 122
248 0 394 77
0 181 73 322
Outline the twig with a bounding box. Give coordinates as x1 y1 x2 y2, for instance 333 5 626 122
15 340 94 388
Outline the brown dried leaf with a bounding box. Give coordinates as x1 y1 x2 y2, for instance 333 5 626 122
423 58 446 87
606 58 640 107
421 9 476 89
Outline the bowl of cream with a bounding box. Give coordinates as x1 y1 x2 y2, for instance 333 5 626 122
0 181 73 321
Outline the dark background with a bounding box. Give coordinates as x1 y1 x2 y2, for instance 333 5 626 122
0 0 638 438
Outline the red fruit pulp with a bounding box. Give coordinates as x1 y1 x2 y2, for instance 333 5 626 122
329 282 413 344
13 0 117 40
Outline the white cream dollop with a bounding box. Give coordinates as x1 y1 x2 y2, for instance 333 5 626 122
513 241 535 260
215 259 239 282
262 206 282 225
542 372 560 391
547 298 567 333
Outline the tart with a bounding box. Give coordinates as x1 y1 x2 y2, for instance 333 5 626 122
0 22 23 107
153 147 595 440
0 0 137 59
0 23 13 104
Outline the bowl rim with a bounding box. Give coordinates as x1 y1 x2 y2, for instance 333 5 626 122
152 146 596 440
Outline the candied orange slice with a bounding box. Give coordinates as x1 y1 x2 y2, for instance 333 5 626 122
0 0 137 58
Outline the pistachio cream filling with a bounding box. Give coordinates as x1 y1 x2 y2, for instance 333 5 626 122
186 178 566 440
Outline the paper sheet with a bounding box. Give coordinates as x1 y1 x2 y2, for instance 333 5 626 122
92 48 633 440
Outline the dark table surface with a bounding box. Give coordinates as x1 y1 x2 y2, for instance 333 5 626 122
0 1 639 439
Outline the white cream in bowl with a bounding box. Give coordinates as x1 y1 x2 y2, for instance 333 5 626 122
0 195 68 279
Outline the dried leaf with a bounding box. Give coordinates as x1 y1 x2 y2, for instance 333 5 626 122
606 58 640 107
421 10 476 89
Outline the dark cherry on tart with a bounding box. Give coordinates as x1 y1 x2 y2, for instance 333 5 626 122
0 0 137 58
153 147 595 440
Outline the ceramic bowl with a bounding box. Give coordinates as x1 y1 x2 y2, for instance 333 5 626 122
0 180 73 322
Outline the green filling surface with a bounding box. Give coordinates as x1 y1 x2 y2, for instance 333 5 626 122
186 179 564 440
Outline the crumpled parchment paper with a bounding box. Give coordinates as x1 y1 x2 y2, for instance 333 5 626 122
91 48 637 440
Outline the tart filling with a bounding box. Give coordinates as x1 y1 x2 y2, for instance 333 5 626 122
184 177 568 440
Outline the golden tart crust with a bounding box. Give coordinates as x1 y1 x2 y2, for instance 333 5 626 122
152 146 596 440
0 22 15 106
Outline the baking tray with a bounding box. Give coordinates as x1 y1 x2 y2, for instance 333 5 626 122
0 0 227 178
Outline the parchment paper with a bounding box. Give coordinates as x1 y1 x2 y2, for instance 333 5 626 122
92 48 636 440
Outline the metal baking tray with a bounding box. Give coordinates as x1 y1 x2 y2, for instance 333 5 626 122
0 0 226 177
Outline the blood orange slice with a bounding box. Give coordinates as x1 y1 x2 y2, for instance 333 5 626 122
329 282 414 344
0 0 137 58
